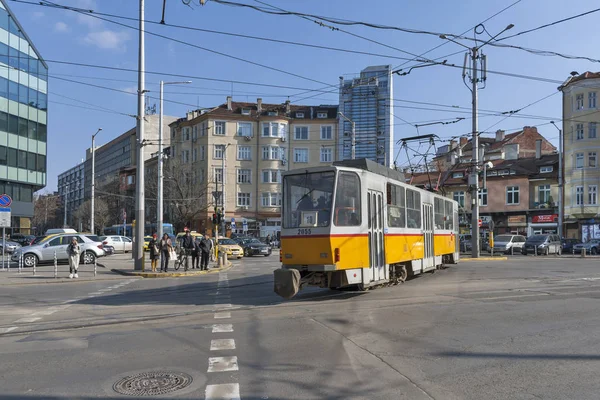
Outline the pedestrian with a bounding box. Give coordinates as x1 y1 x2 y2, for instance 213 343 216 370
67 236 80 279
149 233 159 272
200 234 213 270
191 236 200 269
181 229 195 271
159 233 172 272
266 234 272 246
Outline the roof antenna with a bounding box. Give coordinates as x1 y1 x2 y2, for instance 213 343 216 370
160 0 166 24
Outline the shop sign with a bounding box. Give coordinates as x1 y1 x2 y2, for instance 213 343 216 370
508 215 526 224
480 215 493 225
532 214 558 223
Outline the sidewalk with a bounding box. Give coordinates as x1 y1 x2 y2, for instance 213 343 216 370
112 260 233 278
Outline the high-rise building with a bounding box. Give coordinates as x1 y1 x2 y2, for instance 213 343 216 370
0 1 48 234
338 65 393 166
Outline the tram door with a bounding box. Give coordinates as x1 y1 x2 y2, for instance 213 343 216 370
422 203 435 269
368 190 385 282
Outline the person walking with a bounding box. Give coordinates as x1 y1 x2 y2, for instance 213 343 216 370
67 237 81 279
181 229 195 271
149 233 160 272
266 234 272 246
191 236 200 269
200 234 213 270
159 233 172 272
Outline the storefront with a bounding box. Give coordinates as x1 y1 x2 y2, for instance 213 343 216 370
527 214 558 236
507 215 527 235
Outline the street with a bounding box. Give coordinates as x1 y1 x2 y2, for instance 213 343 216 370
2 254 600 399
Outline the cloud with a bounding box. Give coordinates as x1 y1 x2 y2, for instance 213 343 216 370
122 86 137 94
32 11 45 20
54 22 70 33
83 30 130 51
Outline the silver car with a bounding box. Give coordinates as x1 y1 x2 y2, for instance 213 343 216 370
0 240 21 253
490 234 526 254
11 234 105 267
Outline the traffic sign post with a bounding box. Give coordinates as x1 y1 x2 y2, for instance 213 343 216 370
231 217 236 232
0 194 12 271
242 218 248 233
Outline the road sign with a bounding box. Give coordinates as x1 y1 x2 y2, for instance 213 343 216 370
0 208 10 228
0 194 12 208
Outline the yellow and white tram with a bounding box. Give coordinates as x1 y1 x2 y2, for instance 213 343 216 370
274 159 459 299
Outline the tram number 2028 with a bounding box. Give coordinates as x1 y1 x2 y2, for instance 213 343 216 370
297 228 312 235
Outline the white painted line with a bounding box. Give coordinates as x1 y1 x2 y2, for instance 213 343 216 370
89 292 103 295
216 303 233 309
208 356 239 372
205 383 240 400
0 327 18 334
15 317 41 323
62 299 78 304
32 310 56 316
214 312 231 319
210 339 236 351
212 324 233 333
99 289 112 292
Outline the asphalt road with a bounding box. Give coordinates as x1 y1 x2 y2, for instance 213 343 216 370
2 253 600 399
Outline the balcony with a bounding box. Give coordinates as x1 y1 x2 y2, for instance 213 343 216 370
530 201 557 211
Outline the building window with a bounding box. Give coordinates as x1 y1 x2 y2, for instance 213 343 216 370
200 145 206 160
184 127 190 141
506 186 519 205
320 125 333 140
262 145 282 160
181 150 189 164
294 126 309 140
540 166 553 173
590 122 597 139
590 185 598 205
214 144 225 159
590 92 597 109
215 121 226 135
237 145 251 160
539 185 551 204
576 186 584 206
317 112 328 119
576 152 584 169
452 172 464 178
192 148 197 162
453 191 465 207
320 147 333 162
296 112 304 118
576 94 584 110
237 122 252 137
237 192 251 207
237 169 251 184
261 192 282 207
192 126 198 140
479 188 487 206
262 122 286 138
214 168 223 184
262 169 280 183
294 148 308 163
590 152 597 168
576 124 584 140
241 108 251 116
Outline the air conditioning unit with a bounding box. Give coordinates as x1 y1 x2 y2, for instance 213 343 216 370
280 136 287 142
242 206 248 210
281 159 287 166
244 135 252 141
377 130 384 136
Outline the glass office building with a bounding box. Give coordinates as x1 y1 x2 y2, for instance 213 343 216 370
338 65 393 167
0 1 47 233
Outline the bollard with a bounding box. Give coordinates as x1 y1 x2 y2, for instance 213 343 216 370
94 258 97 278
18 252 22 274
534 245 537 256
511 246 514 256
54 250 58 279
32 256 36 276
582 248 587 258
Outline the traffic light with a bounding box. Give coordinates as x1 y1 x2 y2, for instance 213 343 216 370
217 211 223 225
212 213 217 224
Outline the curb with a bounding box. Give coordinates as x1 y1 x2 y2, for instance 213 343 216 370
111 261 233 278
461 257 508 261
0 275 138 286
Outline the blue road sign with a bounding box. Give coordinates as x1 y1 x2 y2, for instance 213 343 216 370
0 194 12 208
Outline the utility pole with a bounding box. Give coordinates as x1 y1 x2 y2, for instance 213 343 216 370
134 0 145 271
63 184 68 228
551 121 563 238
221 144 230 237
90 128 102 235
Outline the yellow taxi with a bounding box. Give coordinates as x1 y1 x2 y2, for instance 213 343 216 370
176 231 204 242
143 236 153 251
216 237 244 259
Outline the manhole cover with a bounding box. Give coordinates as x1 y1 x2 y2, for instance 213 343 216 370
113 371 193 396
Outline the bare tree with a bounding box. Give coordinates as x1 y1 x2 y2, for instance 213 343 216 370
32 191 61 234
73 198 110 234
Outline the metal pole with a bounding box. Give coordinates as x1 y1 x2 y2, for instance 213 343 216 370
91 134 95 234
2 227 4 271
221 145 226 238
94 257 97 277
63 184 68 228
32 256 36 276
157 80 164 241
558 128 563 239
351 120 356 160
470 46 480 258
54 250 57 279
134 0 146 271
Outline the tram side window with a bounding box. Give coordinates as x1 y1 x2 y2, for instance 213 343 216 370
334 171 361 226
444 200 454 230
434 198 445 229
386 183 405 228
406 189 421 228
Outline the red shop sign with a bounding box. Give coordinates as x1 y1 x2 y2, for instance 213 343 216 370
532 214 558 223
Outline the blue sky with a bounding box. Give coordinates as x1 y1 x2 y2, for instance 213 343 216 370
7 0 600 192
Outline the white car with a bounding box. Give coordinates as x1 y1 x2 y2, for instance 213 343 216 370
99 235 133 253
11 234 105 267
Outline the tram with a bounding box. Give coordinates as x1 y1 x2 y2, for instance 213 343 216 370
274 159 459 299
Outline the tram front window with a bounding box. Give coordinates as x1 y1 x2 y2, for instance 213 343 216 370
283 171 335 229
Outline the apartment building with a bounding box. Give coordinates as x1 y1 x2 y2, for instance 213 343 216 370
57 161 85 227
559 71 600 239
168 97 338 234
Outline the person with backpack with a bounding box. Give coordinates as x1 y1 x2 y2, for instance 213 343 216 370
67 236 81 279
149 233 160 272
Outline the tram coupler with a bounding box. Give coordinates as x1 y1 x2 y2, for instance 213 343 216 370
274 268 300 299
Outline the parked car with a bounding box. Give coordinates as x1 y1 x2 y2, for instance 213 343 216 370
238 238 272 257
44 228 77 235
99 235 133 253
573 239 600 255
522 234 562 255
11 233 106 267
490 234 526 254
216 238 244 259
0 240 20 253
561 238 580 254
10 234 35 247
103 245 115 255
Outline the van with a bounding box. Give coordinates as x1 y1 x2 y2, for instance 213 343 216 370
44 228 77 235
491 234 526 254
522 234 562 255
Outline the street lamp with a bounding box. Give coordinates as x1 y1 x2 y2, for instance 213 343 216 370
158 80 192 240
90 128 102 234
338 112 356 160
220 143 231 238
551 121 564 238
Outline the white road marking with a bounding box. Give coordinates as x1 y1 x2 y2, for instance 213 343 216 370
14 317 40 323
212 324 233 333
89 292 103 295
0 327 18 334
214 312 231 319
205 383 240 400
208 356 239 372
211 339 235 351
